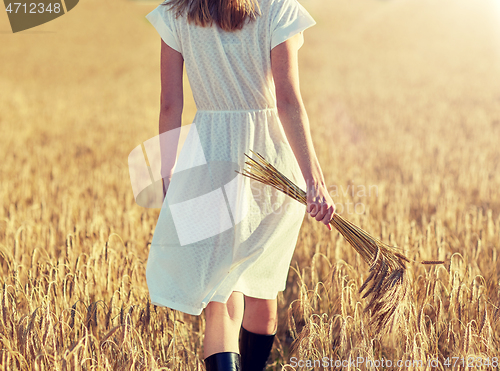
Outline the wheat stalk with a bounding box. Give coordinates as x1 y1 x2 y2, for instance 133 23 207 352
238 150 412 331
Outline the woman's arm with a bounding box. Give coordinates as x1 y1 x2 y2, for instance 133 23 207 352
271 33 335 229
159 39 184 197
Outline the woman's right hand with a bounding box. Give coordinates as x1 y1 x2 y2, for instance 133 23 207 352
306 181 335 230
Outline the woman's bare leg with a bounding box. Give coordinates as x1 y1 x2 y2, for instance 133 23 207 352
242 296 277 334
203 291 244 359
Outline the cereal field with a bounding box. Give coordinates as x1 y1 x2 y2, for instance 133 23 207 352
1 0 500 369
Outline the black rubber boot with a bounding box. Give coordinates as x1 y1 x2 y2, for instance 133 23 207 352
239 326 276 371
204 352 241 371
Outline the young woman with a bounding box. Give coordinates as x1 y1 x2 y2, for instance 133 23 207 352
145 0 335 369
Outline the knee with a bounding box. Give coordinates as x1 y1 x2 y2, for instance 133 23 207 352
205 294 244 324
243 297 278 334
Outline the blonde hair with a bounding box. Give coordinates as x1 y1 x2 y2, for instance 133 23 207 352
161 0 261 31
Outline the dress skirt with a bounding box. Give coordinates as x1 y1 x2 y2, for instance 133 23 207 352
146 108 307 315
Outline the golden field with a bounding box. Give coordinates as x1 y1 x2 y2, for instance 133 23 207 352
1 0 500 369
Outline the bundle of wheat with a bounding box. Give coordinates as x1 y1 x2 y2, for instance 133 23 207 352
238 151 414 331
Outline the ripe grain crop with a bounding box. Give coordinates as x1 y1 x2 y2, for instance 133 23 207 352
240 150 412 332
1 0 499 369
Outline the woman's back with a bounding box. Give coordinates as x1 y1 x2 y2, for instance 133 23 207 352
146 0 315 111
144 0 323 345
145 1 336 368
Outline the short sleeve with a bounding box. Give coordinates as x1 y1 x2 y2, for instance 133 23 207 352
270 0 316 50
145 4 182 54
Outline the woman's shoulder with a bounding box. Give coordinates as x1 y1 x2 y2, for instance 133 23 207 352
258 0 295 15
265 0 306 20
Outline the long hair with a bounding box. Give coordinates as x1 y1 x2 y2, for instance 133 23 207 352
161 0 261 31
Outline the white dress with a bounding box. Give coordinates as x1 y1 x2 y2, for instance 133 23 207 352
145 0 316 315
